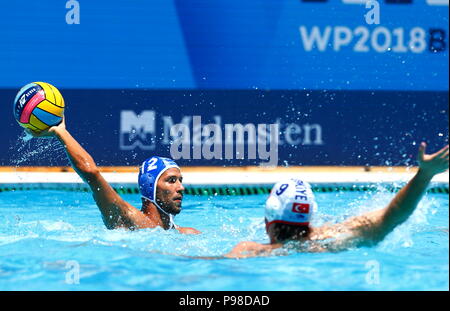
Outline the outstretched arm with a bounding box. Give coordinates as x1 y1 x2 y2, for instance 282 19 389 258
329 143 449 247
29 120 154 230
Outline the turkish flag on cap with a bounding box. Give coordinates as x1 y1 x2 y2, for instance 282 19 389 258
292 203 309 214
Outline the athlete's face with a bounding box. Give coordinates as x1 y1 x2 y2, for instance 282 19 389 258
155 168 184 215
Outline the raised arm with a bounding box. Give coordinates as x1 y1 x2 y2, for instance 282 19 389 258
29 120 154 230
325 143 449 248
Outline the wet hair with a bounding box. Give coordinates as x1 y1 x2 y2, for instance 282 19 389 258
270 223 310 243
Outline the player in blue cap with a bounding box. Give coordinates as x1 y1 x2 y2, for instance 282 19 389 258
29 118 200 234
138 156 187 230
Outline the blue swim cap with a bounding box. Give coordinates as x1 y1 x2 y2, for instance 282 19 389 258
138 156 180 203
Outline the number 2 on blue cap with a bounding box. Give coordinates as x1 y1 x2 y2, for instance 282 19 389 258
141 158 158 174
146 158 158 172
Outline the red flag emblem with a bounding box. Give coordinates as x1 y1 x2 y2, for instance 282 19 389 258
292 203 309 214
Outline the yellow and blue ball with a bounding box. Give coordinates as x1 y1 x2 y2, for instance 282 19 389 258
13 82 65 133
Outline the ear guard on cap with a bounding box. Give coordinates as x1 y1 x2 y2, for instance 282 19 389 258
138 172 157 202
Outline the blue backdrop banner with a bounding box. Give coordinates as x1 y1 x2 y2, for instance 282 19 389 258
2 89 448 167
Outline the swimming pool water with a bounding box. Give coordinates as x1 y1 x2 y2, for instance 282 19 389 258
0 188 448 291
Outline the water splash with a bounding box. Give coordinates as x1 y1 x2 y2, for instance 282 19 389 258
10 131 66 167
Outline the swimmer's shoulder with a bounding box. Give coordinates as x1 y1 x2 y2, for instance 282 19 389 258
309 212 380 241
305 224 362 252
176 226 201 235
225 241 282 258
309 223 348 241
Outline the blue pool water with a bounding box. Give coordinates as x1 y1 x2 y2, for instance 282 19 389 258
0 188 448 291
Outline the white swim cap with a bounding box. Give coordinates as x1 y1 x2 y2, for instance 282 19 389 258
265 178 317 227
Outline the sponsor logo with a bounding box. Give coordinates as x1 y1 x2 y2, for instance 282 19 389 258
120 110 156 150
120 110 324 166
19 94 26 107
